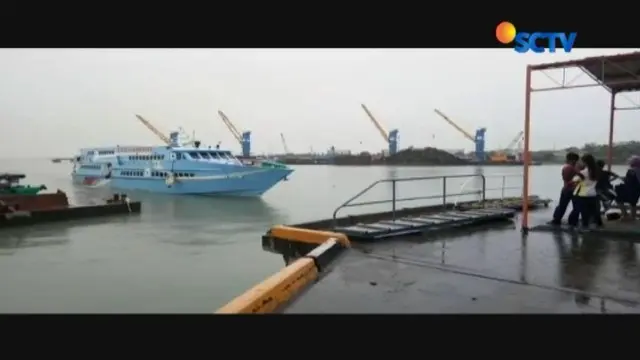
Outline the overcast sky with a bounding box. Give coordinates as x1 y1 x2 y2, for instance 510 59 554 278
1 48 638 158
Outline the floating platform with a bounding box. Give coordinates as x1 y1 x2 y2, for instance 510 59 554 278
0 193 141 229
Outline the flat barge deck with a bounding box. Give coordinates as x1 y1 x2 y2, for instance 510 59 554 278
216 174 640 314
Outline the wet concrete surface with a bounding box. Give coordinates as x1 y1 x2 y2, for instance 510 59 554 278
284 209 640 313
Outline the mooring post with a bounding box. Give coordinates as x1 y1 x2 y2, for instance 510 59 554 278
442 177 447 208
391 179 396 220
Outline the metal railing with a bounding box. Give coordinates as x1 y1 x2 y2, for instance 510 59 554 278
453 173 524 207
332 174 486 227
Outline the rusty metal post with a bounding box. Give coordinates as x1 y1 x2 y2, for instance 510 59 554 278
607 92 616 171
521 65 533 234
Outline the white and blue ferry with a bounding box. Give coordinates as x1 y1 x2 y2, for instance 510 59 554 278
71 132 292 196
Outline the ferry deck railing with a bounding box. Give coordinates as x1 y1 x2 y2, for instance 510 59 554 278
331 173 525 228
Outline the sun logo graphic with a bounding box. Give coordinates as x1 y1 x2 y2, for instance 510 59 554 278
495 21 577 54
496 21 517 45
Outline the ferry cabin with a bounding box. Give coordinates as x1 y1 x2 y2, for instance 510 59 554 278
74 145 244 179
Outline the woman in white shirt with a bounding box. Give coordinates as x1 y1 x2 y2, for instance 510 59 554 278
568 154 602 229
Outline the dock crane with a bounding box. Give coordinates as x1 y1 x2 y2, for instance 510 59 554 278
217 110 252 157
280 133 291 155
361 104 398 155
505 131 524 153
494 130 524 161
433 109 486 161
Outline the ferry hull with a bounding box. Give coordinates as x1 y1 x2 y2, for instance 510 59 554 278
72 168 293 197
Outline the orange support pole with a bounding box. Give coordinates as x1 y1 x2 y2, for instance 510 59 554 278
607 92 616 171
521 65 532 232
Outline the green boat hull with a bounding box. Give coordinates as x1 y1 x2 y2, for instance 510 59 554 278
0 185 47 195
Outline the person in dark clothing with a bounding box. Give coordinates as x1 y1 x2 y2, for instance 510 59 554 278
615 156 640 220
595 159 619 212
551 152 580 225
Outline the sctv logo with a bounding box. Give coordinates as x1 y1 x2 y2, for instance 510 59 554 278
496 22 577 54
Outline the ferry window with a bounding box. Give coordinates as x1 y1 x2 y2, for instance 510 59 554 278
188 152 201 159
175 153 183 160
190 173 195 177
152 172 157 177
209 152 221 159
160 155 165 160
199 152 211 159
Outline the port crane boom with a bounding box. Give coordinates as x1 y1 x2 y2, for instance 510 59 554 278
360 104 399 155
433 109 486 161
433 109 474 142
280 133 290 154
135 114 172 145
217 110 252 157
361 104 389 142
218 110 242 144
504 131 524 152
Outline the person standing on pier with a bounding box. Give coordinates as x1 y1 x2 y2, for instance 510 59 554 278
595 159 619 213
550 152 580 225
615 155 640 221
568 154 601 229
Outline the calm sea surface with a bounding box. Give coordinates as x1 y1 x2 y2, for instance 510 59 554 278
0 159 630 313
